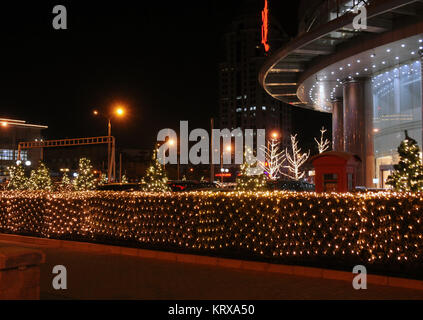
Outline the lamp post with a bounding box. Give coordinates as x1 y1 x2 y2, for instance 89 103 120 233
220 145 231 184
93 106 126 183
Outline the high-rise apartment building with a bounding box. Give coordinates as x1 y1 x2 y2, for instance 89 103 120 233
218 11 292 149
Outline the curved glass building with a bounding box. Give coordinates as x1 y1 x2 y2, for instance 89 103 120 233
259 0 423 188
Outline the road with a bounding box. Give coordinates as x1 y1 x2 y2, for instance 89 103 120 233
1 241 423 299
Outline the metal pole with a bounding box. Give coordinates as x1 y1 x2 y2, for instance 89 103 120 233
17 144 21 161
112 137 116 182
177 156 180 180
119 153 122 183
163 147 166 171
220 151 223 184
210 118 214 183
107 119 112 183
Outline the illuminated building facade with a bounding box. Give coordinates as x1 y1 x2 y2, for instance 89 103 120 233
218 9 292 150
0 118 47 182
259 0 423 188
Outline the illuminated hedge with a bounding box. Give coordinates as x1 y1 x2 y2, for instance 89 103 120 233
0 191 422 270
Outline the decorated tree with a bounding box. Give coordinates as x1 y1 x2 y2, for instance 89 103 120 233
387 131 423 192
74 158 96 191
314 127 331 154
98 173 108 186
236 148 267 191
141 148 170 192
60 172 74 191
27 162 53 191
282 134 310 181
259 137 285 180
7 164 28 190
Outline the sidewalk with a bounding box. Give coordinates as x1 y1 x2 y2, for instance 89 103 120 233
1 240 423 300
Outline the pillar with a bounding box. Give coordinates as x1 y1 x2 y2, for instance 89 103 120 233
331 98 344 151
343 79 366 186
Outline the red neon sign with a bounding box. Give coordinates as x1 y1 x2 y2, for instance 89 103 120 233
215 173 232 177
261 0 270 52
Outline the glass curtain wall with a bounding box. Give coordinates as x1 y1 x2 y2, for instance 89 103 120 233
372 60 422 188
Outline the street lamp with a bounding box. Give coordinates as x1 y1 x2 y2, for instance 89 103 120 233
93 105 126 183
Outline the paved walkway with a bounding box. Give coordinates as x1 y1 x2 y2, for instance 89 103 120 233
1 240 423 299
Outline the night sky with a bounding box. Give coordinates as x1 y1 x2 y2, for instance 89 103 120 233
0 0 330 151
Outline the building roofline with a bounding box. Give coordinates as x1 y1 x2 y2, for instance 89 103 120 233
259 0 422 111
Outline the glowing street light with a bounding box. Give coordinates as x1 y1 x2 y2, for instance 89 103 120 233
1 121 8 127
92 104 128 183
115 107 125 117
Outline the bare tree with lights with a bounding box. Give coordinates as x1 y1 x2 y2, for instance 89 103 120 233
314 127 330 154
282 134 310 181
259 137 285 180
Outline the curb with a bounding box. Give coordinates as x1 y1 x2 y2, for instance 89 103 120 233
1 233 423 291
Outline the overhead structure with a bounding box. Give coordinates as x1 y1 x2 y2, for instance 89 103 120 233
17 136 116 182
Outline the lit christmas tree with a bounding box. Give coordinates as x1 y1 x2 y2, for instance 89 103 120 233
236 148 267 191
74 158 96 191
387 131 423 192
141 148 170 192
7 164 28 190
60 172 74 191
27 162 53 191
98 173 108 186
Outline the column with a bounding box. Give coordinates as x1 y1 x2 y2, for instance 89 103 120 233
364 79 375 188
331 98 344 151
343 78 366 186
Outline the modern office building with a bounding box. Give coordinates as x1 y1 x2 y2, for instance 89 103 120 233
259 0 423 188
219 9 292 150
0 118 47 182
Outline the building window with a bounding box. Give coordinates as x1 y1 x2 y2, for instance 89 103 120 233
0 149 28 161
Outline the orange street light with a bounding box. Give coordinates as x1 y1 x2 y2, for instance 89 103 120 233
271 131 279 139
115 107 125 117
92 104 128 184
1 121 8 127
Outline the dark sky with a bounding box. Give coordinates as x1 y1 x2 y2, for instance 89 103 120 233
0 0 329 151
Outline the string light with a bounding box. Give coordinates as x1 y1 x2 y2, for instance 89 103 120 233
0 190 422 265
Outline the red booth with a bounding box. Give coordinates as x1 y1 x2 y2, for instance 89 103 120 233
311 151 361 193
